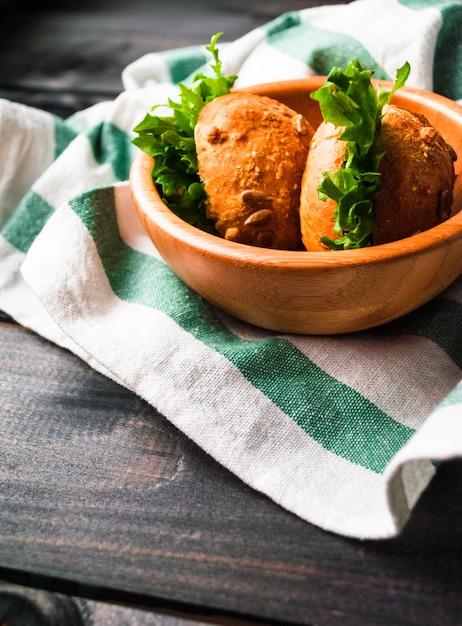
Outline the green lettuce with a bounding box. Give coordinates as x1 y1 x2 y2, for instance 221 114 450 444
310 60 411 249
132 33 237 232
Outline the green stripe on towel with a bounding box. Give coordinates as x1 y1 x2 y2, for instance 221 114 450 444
398 0 462 100
86 122 136 182
70 186 416 474
53 116 79 159
159 46 209 85
1 191 54 254
1 122 134 254
433 3 462 101
268 22 391 79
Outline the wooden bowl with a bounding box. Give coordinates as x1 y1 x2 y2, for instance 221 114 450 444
130 77 462 335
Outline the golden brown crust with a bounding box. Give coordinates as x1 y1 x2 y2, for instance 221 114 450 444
299 104 457 250
195 92 313 249
373 104 456 244
299 121 347 251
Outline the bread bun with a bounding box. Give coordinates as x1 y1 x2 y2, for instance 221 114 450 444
195 92 313 249
300 104 457 250
374 104 456 244
299 120 346 251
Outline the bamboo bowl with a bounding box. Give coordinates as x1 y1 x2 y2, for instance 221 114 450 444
130 78 462 335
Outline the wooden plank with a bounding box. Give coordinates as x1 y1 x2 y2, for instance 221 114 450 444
0 1 461 623
0 6 248 114
0 322 461 625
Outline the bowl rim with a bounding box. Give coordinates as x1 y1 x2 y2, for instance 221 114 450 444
130 77 462 270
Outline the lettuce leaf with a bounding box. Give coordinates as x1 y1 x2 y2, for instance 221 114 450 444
310 60 410 249
132 33 237 232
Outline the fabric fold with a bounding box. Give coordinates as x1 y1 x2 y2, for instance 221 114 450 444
1 0 462 539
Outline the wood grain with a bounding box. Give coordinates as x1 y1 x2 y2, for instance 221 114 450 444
0 0 344 117
0 1 461 624
0 322 462 625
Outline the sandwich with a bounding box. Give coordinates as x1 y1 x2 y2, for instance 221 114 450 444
299 60 457 250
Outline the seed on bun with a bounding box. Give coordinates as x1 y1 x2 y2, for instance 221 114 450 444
195 91 314 250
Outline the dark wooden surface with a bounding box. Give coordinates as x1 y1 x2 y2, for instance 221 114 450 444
1 2 462 625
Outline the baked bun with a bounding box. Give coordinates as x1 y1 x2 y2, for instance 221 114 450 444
374 104 456 244
300 104 457 250
299 120 345 251
195 92 313 249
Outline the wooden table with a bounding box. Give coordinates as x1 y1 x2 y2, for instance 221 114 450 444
0 2 461 625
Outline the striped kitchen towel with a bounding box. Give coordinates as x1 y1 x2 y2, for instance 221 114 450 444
1 0 462 539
